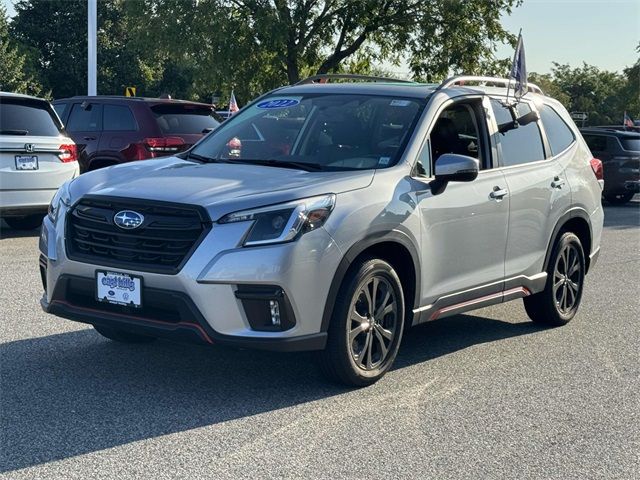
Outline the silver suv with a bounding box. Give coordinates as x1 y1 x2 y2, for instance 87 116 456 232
40 75 604 386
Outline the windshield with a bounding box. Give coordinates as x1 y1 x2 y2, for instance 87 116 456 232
190 94 424 170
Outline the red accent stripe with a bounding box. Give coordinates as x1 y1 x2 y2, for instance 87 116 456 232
51 300 214 344
430 286 531 321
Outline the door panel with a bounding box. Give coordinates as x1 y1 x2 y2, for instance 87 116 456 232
66 103 102 171
413 168 509 306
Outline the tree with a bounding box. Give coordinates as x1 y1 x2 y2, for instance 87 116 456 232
0 4 42 95
228 0 521 85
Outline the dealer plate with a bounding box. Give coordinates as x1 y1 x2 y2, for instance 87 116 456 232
96 271 142 308
15 155 38 170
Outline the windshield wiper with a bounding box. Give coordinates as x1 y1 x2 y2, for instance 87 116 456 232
0 129 29 135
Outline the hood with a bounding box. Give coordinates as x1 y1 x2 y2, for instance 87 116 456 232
68 157 374 221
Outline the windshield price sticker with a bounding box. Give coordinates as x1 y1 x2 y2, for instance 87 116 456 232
257 99 300 109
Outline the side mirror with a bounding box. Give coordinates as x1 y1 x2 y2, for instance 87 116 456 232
431 154 479 195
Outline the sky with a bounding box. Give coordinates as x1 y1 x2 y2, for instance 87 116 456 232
2 0 639 74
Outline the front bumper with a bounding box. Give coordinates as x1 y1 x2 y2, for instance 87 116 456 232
39 204 343 351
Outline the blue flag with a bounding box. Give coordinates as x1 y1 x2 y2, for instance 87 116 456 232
510 32 527 99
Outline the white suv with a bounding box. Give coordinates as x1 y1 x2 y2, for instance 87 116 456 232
40 75 604 386
1 92 79 230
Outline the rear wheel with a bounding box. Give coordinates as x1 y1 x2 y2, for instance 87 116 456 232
4 214 44 230
93 325 156 343
523 232 585 326
604 192 634 205
318 258 405 387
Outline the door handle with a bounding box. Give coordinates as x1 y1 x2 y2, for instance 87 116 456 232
551 176 566 189
83 136 96 141
489 186 508 199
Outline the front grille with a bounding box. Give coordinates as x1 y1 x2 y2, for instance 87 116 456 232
66 196 211 274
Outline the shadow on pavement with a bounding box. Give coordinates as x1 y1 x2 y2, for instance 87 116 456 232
0 313 543 473
0 220 41 240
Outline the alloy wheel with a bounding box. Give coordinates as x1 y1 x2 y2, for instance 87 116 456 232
347 275 399 370
552 243 582 315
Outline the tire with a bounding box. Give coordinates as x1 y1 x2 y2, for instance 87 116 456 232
4 214 44 230
604 192 634 205
93 325 156 343
318 258 405 387
523 232 585 326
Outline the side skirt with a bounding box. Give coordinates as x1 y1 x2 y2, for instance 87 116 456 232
412 273 546 326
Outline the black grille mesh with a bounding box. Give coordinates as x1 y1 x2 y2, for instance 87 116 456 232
66 196 210 274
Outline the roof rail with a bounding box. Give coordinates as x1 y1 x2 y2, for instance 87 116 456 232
436 75 544 95
295 73 414 85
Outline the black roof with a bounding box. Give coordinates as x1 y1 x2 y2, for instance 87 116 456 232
52 95 213 107
580 127 640 138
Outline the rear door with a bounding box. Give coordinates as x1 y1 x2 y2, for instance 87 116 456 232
493 99 573 284
65 102 103 171
97 104 140 162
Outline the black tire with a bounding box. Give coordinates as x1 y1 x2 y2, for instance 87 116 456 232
318 258 405 387
4 214 44 230
93 325 157 343
604 192 634 205
523 232 585 326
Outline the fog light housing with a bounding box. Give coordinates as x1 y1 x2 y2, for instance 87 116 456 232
235 285 296 331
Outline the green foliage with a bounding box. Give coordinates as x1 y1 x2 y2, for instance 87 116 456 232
532 62 637 126
0 4 42 95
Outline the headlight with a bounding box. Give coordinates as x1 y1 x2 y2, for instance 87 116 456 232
219 194 336 246
48 181 72 224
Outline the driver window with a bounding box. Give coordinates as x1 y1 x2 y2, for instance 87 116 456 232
414 101 486 177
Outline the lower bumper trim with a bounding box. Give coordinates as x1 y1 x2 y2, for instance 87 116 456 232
41 293 327 352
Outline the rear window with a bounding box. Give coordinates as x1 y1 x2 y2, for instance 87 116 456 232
539 104 575 155
620 138 640 151
0 98 62 136
151 104 220 135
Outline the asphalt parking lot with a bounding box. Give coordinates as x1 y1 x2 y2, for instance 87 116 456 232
1 199 638 479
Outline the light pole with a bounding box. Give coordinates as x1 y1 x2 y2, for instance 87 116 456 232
88 0 97 95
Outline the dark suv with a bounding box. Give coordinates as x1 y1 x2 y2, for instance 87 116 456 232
53 96 221 172
581 127 640 204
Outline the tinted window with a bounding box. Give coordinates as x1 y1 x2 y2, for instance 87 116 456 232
192 94 424 171
430 102 485 169
539 104 575 155
103 104 137 131
620 138 640 151
53 102 69 122
583 134 607 152
66 103 101 132
0 99 62 136
492 100 545 166
152 105 220 135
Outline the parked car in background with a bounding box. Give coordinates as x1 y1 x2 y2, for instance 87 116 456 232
581 127 640 204
0 92 79 230
52 96 221 172
40 75 604 386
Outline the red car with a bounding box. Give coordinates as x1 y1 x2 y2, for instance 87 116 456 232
52 96 221 172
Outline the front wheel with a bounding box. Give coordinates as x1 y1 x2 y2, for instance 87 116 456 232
318 258 405 387
523 232 585 326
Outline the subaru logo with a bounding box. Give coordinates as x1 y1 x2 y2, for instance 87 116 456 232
113 210 144 229
24 143 34 153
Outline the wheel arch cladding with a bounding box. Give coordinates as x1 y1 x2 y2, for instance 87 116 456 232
545 210 593 274
321 232 420 332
